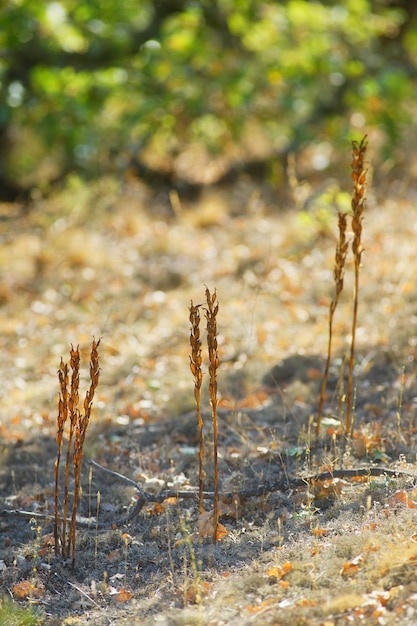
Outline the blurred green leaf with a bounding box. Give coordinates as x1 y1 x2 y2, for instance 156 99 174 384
0 0 416 193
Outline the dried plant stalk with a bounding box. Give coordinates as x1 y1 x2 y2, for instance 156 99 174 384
54 339 100 565
205 287 220 541
346 136 368 435
316 212 348 434
54 359 68 554
189 301 204 513
69 338 100 565
62 345 80 556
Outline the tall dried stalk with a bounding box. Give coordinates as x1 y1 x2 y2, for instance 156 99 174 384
205 287 220 542
54 339 100 565
63 345 80 556
316 212 348 434
54 360 68 553
346 136 368 435
189 301 204 513
69 339 100 565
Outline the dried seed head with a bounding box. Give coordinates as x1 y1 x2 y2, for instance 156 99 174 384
334 212 349 297
189 301 203 391
351 136 368 266
205 288 219 408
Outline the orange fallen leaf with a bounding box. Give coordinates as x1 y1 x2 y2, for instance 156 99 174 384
106 550 122 563
215 523 228 541
150 503 165 515
41 534 55 548
116 588 132 603
325 425 341 436
388 490 417 509
218 495 241 519
311 528 329 537
266 561 292 580
13 580 44 599
306 367 322 380
37 547 51 557
164 497 178 505
341 553 364 577
198 510 228 540
246 598 274 614
352 475 371 483
184 581 212 603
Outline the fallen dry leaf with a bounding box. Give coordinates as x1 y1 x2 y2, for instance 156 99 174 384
311 528 329 537
218 494 241 519
183 580 212 604
388 490 417 509
341 553 364 577
266 561 293 580
198 509 228 540
116 588 132 603
246 598 274 614
106 550 122 563
13 579 44 599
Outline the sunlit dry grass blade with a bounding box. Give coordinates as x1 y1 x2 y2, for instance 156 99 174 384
205 287 220 542
317 211 349 434
346 135 368 435
189 301 204 513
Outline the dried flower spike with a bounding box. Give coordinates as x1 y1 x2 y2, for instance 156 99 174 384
205 287 220 541
346 135 368 435
189 301 204 513
317 211 349 434
54 339 100 566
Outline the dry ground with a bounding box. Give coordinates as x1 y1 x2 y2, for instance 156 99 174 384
1 164 417 625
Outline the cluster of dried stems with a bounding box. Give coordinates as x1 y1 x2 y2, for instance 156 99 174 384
317 135 368 435
189 287 220 541
47 138 369 562
54 339 100 565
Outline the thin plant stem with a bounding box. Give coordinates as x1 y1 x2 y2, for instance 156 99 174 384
346 135 368 435
317 212 348 434
63 345 80 557
94 491 101 569
205 287 220 542
70 339 100 566
54 359 68 556
189 301 204 513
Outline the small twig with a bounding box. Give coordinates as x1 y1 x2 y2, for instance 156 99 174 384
3 465 415 530
292 466 417 485
88 459 150 498
67 580 103 610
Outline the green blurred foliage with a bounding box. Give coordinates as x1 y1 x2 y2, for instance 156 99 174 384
0 597 42 625
0 0 416 193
